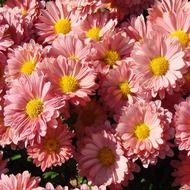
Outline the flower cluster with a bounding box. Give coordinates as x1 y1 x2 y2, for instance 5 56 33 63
0 0 189 189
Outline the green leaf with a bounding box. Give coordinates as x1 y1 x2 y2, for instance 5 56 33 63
43 171 59 179
10 154 22 161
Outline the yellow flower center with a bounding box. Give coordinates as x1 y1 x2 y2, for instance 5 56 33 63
119 81 131 98
21 8 27 16
97 147 115 167
25 98 43 119
104 50 120 66
20 60 36 75
68 54 80 61
134 123 150 140
150 56 169 76
59 75 78 93
86 27 101 41
54 18 71 34
170 30 189 47
44 138 59 153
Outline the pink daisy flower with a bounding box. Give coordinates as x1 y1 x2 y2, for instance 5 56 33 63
35 0 78 44
171 152 190 189
148 0 190 22
173 96 190 155
5 0 41 21
131 34 186 99
6 39 45 84
27 121 74 171
77 129 129 187
40 56 98 106
153 10 190 49
4 72 63 145
99 63 146 113
73 99 107 138
77 11 117 42
116 101 174 167
1 6 33 44
50 34 91 62
0 171 41 190
91 30 134 71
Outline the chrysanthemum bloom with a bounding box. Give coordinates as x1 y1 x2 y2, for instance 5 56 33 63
35 0 78 44
99 63 146 113
27 122 74 171
0 6 34 44
91 31 134 71
50 34 91 62
77 11 117 42
148 0 190 22
0 151 8 176
77 129 129 187
171 152 190 189
131 34 186 99
73 100 107 138
116 100 174 167
153 10 190 49
123 14 152 43
39 56 98 105
4 72 63 145
5 0 41 22
0 171 41 190
173 96 190 155
6 40 45 84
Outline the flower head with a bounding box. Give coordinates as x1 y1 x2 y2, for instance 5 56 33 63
116 101 173 167
40 56 98 105
4 72 63 145
27 122 74 171
0 171 41 190
77 129 129 187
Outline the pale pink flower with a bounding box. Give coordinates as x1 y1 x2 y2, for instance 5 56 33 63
153 10 190 49
116 101 174 167
0 171 41 190
39 56 98 106
171 152 190 189
6 39 45 84
5 0 41 21
50 34 90 62
99 63 146 113
131 34 186 99
173 96 190 155
148 0 190 22
77 11 117 42
91 31 134 72
4 72 63 145
77 129 129 187
0 6 33 44
27 122 74 171
35 0 78 44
